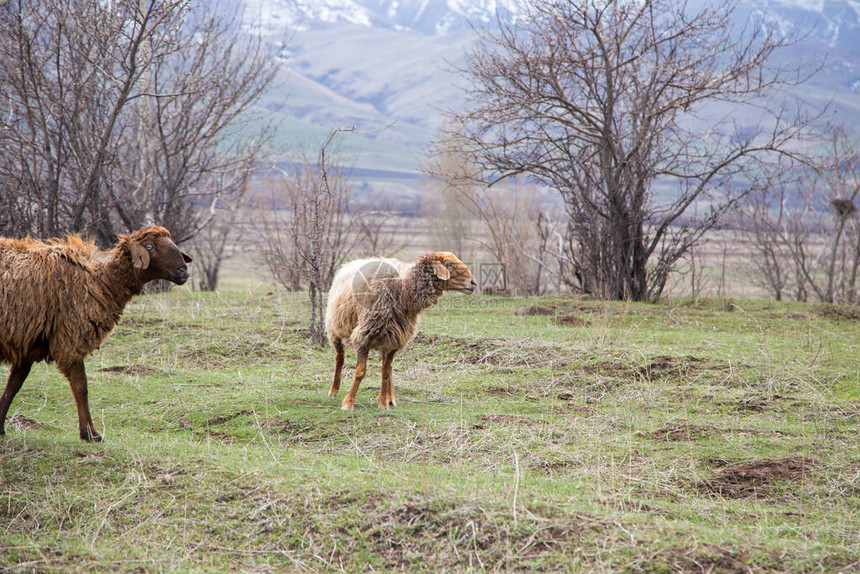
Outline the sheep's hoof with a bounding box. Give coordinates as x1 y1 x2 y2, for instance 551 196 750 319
80 429 103 442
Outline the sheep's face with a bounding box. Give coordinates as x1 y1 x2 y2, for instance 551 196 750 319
427 252 476 294
128 227 192 285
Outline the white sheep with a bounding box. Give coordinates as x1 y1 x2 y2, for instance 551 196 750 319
325 252 476 410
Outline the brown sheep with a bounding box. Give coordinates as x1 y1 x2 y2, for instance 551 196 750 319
0 226 191 441
325 252 476 410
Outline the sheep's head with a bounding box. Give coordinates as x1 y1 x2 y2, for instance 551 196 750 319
124 226 192 285
424 252 476 294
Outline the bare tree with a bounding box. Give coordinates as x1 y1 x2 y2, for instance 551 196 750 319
353 203 412 258
256 133 357 345
421 147 476 261
440 0 816 301
739 124 860 303
0 0 277 244
189 208 237 292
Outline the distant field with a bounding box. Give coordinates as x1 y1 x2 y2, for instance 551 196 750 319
1 283 858 572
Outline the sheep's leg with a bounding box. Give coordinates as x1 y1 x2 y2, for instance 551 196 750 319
329 338 345 397
0 362 32 436
59 360 102 442
378 350 398 409
341 348 368 411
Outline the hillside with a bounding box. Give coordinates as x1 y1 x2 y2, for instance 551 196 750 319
245 0 860 185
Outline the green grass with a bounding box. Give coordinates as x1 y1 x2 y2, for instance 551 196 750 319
1 289 859 572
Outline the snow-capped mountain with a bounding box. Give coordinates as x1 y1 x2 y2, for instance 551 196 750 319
244 0 517 36
243 0 860 200
756 0 860 51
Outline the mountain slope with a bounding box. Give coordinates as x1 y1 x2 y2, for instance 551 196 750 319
247 0 860 180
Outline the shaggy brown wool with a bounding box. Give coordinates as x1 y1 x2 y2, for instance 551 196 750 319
0 226 191 441
325 252 476 410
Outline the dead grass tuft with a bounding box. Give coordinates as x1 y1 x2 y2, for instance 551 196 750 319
813 304 860 322
7 414 45 429
99 364 159 375
480 414 543 426
311 491 593 571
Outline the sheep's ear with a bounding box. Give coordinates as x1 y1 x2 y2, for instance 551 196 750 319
432 260 450 280
130 243 150 270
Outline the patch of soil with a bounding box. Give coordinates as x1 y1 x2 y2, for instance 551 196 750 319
515 305 556 316
640 355 681 374
554 315 589 327
487 386 518 398
737 394 781 412
700 456 813 499
206 410 251 426
202 430 236 444
513 304 589 327
7 414 44 429
580 360 636 376
637 355 708 378
671 546 753 574
99 364 158 375
552 404 597 415
652 423 719 441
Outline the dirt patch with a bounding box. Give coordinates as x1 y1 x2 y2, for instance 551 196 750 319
99 364 159 375
699 456 813 499
737 394 782 412
577 356 706 377
639 355 681 374
513 305 589 327
552 404 597 415
637 355 709 378
515 305 556 316
580 360 635 376
554 315 589 327
206 410 251 426
667 545 753 574
486 386 519 398
652 423 719 441
7 414 44 429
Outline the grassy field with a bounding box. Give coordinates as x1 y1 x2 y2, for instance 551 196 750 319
1 287 858 572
